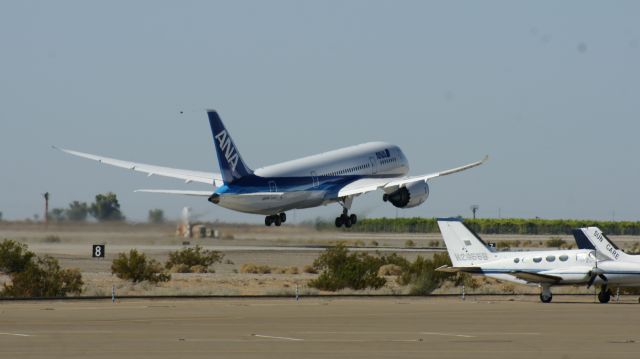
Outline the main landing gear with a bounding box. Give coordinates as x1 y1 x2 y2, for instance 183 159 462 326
598 285 612 304
335 196 358 228
335 211 358 228
265 213 286 227
539 286 553 303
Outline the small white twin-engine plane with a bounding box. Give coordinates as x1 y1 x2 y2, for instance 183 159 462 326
435 218 633 303
56 111 487 227
573 227 640 303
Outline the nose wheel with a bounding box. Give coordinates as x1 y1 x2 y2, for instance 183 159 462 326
265 213 287 227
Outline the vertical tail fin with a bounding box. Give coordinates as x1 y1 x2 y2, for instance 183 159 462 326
437 218 493 266
207 110 253 183
572 227 626 261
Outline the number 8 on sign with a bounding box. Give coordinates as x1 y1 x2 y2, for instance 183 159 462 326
93 244 105 258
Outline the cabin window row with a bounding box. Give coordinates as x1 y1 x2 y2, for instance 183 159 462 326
381 157 398 165
321 163 371 177
513 254 569 264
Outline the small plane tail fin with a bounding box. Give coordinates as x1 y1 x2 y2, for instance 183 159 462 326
437 218 493 266
572 227 627 261
207 110 253 183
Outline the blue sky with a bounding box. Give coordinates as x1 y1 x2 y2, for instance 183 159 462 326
1 1 639 222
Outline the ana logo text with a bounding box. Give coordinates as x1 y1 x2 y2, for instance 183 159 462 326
215 130 239 173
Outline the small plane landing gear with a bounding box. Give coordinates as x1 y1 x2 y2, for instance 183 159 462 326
539 286 553 303
598 286 612 303
265 213 286 227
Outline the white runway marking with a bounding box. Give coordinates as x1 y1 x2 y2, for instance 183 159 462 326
477 332 541 336
252 334 304 341
0 332 31 337
421 332 475 338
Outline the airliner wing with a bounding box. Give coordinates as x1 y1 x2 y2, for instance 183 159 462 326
383 155 489 189
337 156 488 197
338 178 391 197
55 147 224 186
509 271 561 284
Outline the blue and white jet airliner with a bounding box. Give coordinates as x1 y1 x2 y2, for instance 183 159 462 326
57 111 487 227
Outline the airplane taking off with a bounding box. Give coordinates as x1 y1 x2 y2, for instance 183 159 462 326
572 227 640 302
57 110 486 227
436 219 637 303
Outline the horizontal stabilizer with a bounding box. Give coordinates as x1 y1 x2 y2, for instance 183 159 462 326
436 265 483 273
134 189 213 197
509 271 561 284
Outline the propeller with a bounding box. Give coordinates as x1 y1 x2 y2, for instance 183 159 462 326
586 250 608 289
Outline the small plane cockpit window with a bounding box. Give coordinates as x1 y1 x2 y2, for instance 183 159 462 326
559 255 569 262
546 255 556 262
533 257 542 263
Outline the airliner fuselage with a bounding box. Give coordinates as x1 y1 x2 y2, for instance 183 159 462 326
212 142 409 214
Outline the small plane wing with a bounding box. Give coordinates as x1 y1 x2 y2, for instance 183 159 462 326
55 147 224 187
337 156 488 197
436 265 483 273
509 271 562 284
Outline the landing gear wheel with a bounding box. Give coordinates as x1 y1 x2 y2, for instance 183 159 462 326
279 213 287 223
274 215 282 227
540 293 553 303
265 216 273 226
335 212 357 228
598 289 612 303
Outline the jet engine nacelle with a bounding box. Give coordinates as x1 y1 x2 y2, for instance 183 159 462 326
383 181 429 208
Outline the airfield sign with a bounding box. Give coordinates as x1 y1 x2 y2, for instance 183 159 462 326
92 244 105 258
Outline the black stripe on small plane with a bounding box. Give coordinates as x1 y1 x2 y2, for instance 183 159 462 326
572 229 596 250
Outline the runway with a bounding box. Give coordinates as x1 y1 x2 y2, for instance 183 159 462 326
1 297 639 359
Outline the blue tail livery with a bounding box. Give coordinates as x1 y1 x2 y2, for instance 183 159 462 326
207 110 253 183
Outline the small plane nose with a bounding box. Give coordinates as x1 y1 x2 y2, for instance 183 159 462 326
208 193 220 204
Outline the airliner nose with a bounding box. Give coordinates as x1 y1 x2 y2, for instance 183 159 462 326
208 193 220 204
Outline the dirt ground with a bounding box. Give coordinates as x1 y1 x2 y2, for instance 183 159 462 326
1 222 639 296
